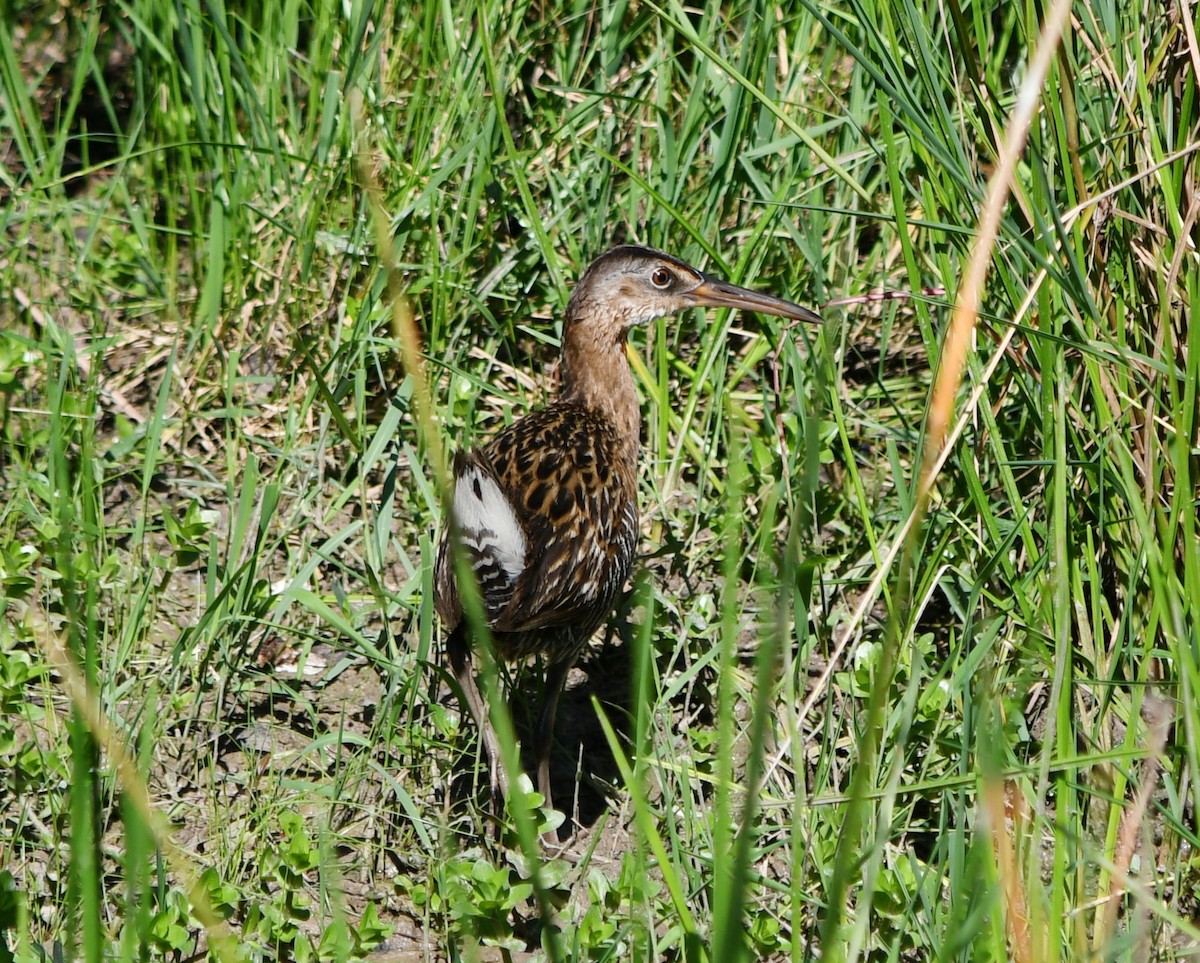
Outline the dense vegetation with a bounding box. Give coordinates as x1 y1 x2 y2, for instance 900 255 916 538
1 0 1197 959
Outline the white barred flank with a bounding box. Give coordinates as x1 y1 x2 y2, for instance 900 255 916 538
451 457 527 610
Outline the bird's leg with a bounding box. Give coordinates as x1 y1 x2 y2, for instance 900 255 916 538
535 659 573 819
447 626 508 805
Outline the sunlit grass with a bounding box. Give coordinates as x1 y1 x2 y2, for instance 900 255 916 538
0 0 1197 960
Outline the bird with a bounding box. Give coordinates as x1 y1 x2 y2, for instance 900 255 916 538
434 244 822 822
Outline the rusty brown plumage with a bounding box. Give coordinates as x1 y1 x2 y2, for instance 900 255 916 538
434 245 821 825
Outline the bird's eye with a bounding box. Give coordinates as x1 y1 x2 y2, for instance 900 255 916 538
650 267 672 288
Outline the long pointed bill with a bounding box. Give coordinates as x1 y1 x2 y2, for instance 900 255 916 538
687 276 823 324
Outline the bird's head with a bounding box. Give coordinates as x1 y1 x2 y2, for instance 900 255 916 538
565 244 823 338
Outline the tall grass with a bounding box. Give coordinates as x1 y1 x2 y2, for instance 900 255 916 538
1 0 1197 960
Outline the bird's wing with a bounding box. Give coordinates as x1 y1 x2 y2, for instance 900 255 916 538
481 405 637 635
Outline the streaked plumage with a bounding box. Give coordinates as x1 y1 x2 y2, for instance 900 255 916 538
435 245 821 824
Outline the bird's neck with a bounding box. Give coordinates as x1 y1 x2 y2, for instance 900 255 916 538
558 319 641 465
